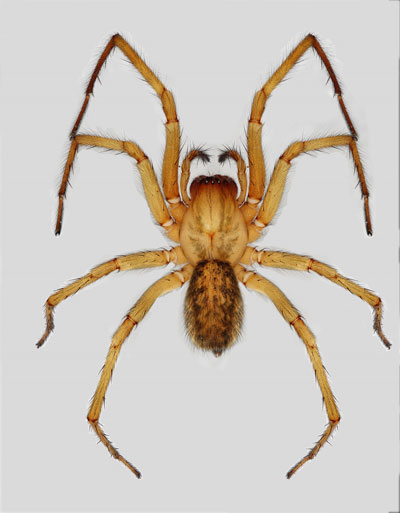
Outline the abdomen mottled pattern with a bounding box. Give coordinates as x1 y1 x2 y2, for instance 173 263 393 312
184 260 243 356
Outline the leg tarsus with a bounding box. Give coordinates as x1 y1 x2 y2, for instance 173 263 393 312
36 302 55 348
88 419 142 478
373 300 391 349
286 417 340 478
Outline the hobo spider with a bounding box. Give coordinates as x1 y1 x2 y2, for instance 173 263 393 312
37 33 391 479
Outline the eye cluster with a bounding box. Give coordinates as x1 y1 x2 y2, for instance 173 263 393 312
192 174 236 186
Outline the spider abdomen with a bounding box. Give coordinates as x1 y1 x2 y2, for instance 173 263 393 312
184 260 243 356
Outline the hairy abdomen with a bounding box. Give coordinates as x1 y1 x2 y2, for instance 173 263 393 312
184 260 243 356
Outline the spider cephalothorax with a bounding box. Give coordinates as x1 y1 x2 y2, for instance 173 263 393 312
181 171 247 264
37 33 390 480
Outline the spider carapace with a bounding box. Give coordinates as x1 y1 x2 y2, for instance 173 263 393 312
37 33 391 480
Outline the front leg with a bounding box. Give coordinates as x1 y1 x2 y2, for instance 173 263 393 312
243 34 358 223
69 34 183 224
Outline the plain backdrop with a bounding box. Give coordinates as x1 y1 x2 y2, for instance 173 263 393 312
1 1 399 512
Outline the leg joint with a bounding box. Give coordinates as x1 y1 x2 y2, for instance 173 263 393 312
125 314 136 326
279 154 291 165
161 218 174 228
290 314 302 327
247 196 261 206
249 247 260 265
173 270 186 285
248 118 262 125
330 415 341 426
254 218 266 229
167 196 181 205
241 270 254 285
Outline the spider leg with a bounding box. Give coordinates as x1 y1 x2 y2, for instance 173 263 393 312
86 264 193 478
240 247 391 348
37 247 186 348
246 135 370 241
57 134 180 241
235 264 340 478
242 34 366 229
57 33 185 234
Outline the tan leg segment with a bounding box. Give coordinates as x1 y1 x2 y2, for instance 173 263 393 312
56 134 180 241
246 34 359 222
87 264 193 478
247 135 371 242
69 34 181 207
235 265 340 478
37 247 187 348
241 247 391 348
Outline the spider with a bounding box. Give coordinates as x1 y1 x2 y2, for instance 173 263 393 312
37 33 391 480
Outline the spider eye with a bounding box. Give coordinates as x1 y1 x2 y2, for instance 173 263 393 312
189 175 238 197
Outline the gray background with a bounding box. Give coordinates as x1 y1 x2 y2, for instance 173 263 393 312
2 0 398 512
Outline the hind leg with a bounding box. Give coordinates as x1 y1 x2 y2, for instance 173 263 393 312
235 264 341 478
